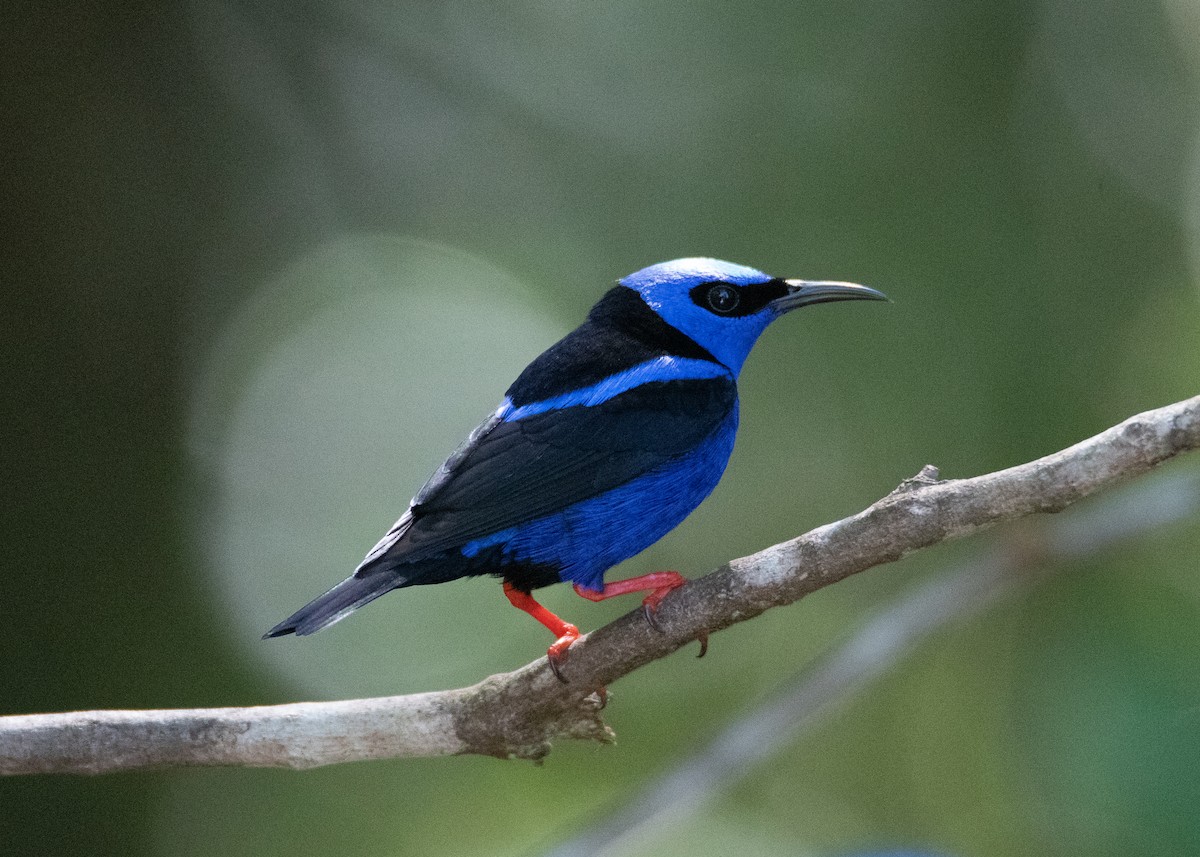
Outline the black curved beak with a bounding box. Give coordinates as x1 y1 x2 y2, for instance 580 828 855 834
772 279 889 312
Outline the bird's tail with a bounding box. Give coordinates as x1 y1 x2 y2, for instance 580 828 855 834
263 572 404 638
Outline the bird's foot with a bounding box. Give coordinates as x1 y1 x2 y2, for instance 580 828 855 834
641 599 708 657
575 572 708 657
637 574 708 657
633 571 687 633
638 575 684 629
546 629 608 704
503 581 587 683
545 624 580 684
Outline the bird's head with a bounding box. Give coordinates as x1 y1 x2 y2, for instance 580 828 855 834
620 258 888 373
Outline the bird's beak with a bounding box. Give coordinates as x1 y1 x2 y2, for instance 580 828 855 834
773 279 889 313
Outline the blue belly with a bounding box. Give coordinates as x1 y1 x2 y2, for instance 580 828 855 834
462 406 739 590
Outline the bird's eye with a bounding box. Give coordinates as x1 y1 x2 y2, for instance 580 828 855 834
706 284 740 313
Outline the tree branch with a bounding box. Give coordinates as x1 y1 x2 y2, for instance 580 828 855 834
3 395 1198 776
543 467 1200 857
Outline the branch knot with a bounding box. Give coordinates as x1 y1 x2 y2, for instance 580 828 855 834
889 464 943 496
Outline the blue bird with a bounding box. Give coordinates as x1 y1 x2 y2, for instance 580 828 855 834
265 258 886 679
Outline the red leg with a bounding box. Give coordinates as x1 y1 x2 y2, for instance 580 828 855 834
572 571 686 613
576 566 691 607
503 582 579 683
573 572 708 657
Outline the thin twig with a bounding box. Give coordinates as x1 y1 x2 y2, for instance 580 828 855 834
1 395 1198 775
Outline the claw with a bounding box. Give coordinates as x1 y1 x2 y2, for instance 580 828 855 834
642 585 710 657
546 626 580 684
639 575 685 614
642 602 665 633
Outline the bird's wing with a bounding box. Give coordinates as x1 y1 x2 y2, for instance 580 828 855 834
359 375 735 572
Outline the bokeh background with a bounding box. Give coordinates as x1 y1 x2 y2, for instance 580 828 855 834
5 1 1200 855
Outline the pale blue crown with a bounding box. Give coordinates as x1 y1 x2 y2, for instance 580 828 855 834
620 257 780 374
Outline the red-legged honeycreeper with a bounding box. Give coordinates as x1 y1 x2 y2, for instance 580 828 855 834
265 258 887 680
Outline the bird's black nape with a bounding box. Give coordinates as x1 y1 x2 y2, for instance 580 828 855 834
504 286 722 407
586 286 720 363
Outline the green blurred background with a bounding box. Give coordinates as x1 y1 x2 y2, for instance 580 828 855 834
4 1 1200 855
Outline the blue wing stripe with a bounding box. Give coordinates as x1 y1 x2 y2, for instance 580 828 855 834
498 356 731 422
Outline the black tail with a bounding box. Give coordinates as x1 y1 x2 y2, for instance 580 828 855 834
263 572 403 638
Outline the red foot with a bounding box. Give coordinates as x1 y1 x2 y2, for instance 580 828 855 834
545 626 581 683
503 582 580 683
503 571 709 685
572 571 687 612
573 571 708 657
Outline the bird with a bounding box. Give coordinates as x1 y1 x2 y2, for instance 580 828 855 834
265 258 887 681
